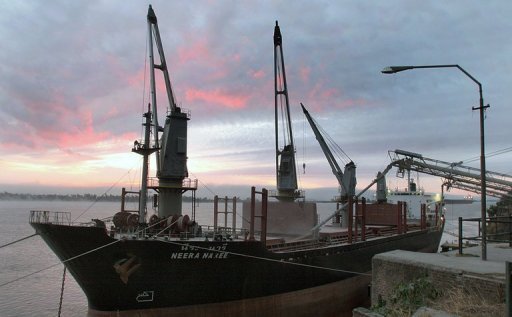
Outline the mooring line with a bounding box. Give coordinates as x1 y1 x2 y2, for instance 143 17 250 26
72 167 135 222
0 233 37 249
159 238 372 276
57 266 66 317
0 219 164 288
1 217 370 289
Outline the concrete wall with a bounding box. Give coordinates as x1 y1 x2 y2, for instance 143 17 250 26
371 250 506 308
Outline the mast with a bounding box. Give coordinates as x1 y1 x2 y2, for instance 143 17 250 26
147 6 161 172
132 105 158 224
273 21 300 201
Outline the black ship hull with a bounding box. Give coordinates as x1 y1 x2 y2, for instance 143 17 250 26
31 221 443 316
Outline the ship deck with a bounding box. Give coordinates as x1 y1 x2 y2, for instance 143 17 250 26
266 221 426 252
30 210 434 255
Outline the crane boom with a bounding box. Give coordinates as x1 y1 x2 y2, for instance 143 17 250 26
273 21 300 201
301 103 356 200
310 162 395 232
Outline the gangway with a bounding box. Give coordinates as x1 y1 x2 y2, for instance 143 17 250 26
389 149 512 198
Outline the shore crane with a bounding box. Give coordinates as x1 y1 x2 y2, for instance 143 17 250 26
389 149 512 199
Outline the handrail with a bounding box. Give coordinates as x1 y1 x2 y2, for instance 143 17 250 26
30 210 71 225
148 177 198 189
457 215 512 255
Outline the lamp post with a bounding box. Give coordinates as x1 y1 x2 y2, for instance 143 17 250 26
382 64 490 260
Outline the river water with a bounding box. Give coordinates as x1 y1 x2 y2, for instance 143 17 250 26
0 199 483 316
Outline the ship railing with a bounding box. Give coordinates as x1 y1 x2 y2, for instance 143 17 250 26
268 238 323 252
30 210 71 226
199 225 249 241
166 107 191 118
147 177 198 189
132 139 158 151
114 225 249 241
268 189 305 200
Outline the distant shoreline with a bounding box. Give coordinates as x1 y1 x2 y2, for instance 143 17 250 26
0 192 486 204
0 192 211 202
0 192 341 203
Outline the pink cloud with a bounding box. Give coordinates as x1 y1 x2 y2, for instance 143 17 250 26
40 110 110 148
299 66 311 82
185 88 249 109
175 38 243 82
304 82 368 111
250 69 266 79
177 39 210 64
3 85 113 152
126 67 145 87
308 82 341 103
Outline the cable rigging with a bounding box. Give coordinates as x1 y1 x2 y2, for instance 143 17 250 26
1 216 372 289
457 146 512 165
73 166 136 222
0 233 37 249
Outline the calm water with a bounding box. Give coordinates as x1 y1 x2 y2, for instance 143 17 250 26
0 200 483 316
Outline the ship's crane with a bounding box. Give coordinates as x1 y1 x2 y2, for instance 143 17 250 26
310 162 395 232
132 6 196 221
273 21 302 201
301 103 356 202
301 103 362 231
389 149 512 198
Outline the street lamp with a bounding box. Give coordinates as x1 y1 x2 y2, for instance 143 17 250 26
382 64 490 260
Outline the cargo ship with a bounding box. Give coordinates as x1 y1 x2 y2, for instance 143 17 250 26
30 6 444 317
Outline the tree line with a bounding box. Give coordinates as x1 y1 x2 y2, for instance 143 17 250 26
0 192 213 202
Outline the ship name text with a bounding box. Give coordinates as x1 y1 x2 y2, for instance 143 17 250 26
171 243 229 260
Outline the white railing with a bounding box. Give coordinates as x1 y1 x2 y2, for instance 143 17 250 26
148 177 198 189
30 210 71 225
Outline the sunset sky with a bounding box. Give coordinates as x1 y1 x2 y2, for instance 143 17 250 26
1 1 511 200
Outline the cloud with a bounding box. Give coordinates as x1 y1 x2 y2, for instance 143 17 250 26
0 1 511 198
185 88 250 109
249 69 266 79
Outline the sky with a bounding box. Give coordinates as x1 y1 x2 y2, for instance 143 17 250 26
0 0 511 200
